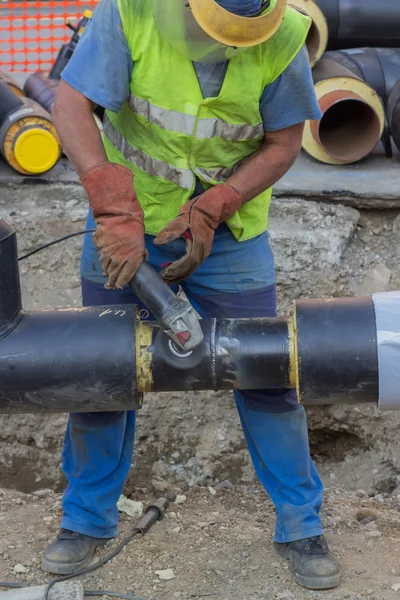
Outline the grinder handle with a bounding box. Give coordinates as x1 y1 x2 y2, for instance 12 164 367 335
130 261 188 322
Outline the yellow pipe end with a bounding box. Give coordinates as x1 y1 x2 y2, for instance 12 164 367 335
13 127 60 174
3 115 62 175
303 77 385 165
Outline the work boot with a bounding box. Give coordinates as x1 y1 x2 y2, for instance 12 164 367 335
274 535 340 590
42 529 108 575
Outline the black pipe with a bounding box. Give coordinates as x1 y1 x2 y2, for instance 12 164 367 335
295 297 379 405
324 48 400 103
0 220 140 413
387 81 400 153
0 81 23 123
317 0 400 50
147 317 292 392
23 72 59 115
0 221 22 335
23 72 105 123
0 221 389 414
0 306 140 413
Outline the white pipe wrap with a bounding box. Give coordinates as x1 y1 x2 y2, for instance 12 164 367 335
372 291 400 410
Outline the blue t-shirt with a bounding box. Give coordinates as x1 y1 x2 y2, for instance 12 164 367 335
62 0 322 131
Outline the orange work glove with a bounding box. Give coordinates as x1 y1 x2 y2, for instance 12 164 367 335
153 183 244 284
81 163 146 289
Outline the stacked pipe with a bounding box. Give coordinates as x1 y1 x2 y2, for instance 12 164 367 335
0 77 61 175
302 53 385 164
287 0 400 164
23 11 93 115
302 48 400 163
23 72 59 116
317 0 400 51
293 0 400 62
1 218 400 414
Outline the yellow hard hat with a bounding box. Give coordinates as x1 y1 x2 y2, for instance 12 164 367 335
153 0 287 64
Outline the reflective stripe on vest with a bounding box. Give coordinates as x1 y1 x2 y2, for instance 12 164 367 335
104 115 240 186
103 115 194 190
195 163 242 184
128 95 264 141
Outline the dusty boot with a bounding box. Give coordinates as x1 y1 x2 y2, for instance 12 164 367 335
42 529 108 575
274 535 340 590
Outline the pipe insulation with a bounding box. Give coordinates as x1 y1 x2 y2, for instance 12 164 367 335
322 48 400 155
302 55 385 164
288 0 328 67
1 220 400 413
316 0 400 51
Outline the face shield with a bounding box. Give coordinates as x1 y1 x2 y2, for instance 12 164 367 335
152 0 287 64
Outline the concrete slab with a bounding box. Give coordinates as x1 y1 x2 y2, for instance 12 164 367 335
0 150 398 209
275 151 400 209
0 157 79 186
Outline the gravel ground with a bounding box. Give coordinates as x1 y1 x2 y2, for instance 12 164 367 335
1 484 400 600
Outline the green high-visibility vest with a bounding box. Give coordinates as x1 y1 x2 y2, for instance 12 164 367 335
103 0 310 241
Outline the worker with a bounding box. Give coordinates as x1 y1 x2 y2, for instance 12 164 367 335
46 0 340 590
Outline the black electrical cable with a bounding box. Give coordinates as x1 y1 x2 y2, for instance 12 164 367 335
18 229 95 262
85 591 145 599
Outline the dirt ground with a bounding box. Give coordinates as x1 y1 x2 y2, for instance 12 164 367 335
1 484 400 600
1 186 400 598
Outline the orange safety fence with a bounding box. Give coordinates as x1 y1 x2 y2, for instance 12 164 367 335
0 0 98 72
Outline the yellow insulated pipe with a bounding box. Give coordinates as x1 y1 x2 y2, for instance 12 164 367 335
0 80 61 175
302 56 385 164
0 71 24 97
289 0 328 67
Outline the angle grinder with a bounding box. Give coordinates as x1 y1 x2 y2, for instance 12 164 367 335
130 261 204 353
